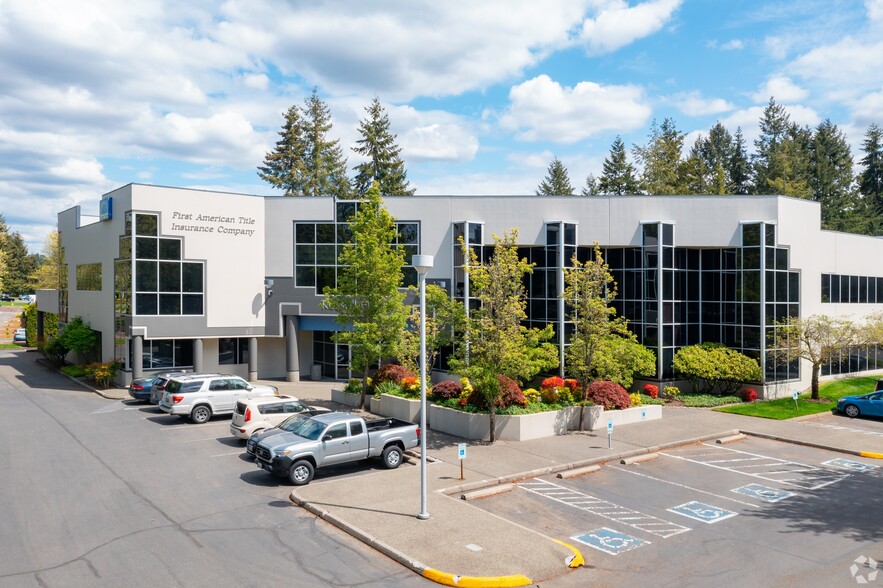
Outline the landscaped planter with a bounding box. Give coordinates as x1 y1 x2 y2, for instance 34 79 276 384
369 393 422 424
331 388 362 408
428 403 661 441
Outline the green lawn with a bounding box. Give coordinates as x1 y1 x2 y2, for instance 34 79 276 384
714 375 878 419
0 343 22 350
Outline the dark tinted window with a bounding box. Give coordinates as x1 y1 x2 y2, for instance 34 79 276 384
350 421 364 436
325 423 347 439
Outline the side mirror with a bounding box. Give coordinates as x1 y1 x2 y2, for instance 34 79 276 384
322 434 333 442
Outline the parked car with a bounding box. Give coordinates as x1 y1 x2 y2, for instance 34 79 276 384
128 370 190 402
0 293 12 302
246 414 313 457
19 294 35 303
13 328 26 343
875 378 883 392
230 396 330 440
158 374 279 423
253 412 420 485
837 391 883 418
150 372 219 404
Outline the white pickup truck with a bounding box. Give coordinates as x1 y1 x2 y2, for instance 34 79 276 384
252 412 420 485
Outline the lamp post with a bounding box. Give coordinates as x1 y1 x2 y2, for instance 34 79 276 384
412 254 433 520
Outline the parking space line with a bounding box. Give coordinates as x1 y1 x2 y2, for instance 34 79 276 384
211 451 242 457
803 422 883 437
516 478 691 538
607 465 760 508
659 444 849 490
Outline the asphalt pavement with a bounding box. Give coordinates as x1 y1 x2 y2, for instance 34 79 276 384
74 373 883 587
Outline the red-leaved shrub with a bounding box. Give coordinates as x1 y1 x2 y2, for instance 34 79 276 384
586 380 631 410
431 380 462 400
372 363 416 386
741 388 758 402
497 374 526 409
643 384 659 399
541 376 564 389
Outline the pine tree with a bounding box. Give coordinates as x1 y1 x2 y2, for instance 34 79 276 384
728 128 751 194
598 137 640 195
766 123 813 199
811 120 860 232
258 105 308 195
258 90 352 197
858 123 883 225
683 138 710 194
752 98 791 194
352 97 414 196
301 89 352 198
581 173 600 196
536 157 574 195
2 232 36 294
634 118 688 194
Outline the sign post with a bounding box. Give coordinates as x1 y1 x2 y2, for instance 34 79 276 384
607 420 613 449
792 390 799 411
458 443 467 480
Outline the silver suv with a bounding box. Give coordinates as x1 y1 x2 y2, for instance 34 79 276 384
159 374 279 423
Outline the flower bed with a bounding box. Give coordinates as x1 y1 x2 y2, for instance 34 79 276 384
428 403 656 441
331 388 362 408
370 393 422 424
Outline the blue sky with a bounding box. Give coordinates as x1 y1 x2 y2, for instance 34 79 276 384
2 0 882 252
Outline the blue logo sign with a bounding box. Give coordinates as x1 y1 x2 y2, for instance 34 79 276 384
668 501 738 524
572 527 648 555
457 443 467 459
823 458 878 473
732 484 795 503
607 420 613 432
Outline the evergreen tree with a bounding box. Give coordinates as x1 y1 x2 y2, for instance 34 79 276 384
581 173 600 196
858 123 883 224
598 137 640 195
1 231 36 294
634 118 688 194
258 89 352 197
536 157 575 195
352 97 415 196
728 128 751 194
702 122 735 194
258 105 308 195
766 122 813 199
682 138 710 195
752 98 791 194
811 120 860 232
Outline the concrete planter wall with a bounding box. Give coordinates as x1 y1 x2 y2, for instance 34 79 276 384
369 393 422 424
428 403 661 441
331 388 362 408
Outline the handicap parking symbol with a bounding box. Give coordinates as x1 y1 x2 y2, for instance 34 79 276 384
822 458 878 473
732 484 795 503
572 527 649 555
668 501 738 524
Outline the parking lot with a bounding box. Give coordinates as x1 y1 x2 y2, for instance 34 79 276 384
470 436 883 587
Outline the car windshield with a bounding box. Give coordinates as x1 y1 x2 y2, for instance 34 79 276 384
286 417 327 440
278 414 309 430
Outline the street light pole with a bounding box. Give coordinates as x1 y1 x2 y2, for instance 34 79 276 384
412 254 433 521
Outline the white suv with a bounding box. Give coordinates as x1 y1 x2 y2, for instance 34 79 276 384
229 396 330 440
159 374 279 423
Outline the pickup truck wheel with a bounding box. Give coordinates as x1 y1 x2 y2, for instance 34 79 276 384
382 445 403 469
289 460 315 485
190 405 212 424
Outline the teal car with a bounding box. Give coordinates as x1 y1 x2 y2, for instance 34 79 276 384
837 391 883 418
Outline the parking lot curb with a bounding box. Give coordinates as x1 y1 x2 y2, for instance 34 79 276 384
34 356 124 399
289 489 534 587
740 430 883 459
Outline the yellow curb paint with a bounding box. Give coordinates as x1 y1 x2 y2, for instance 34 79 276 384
422 569 532 587
553 539 585 568
860 451 883 459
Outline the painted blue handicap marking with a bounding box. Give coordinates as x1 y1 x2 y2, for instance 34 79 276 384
822 458 878 473
732 483 795 503
572 527 649 555
668 501 738 524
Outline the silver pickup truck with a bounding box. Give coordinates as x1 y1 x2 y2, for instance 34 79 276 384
253 412 420 485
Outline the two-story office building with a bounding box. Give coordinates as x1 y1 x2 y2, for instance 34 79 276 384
44 183 883 397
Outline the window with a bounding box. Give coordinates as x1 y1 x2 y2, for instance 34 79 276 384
219 338 249 365
350 421 364 436
135 338 194 370
126 212 204 316
76 263 102 291
325 423 348 439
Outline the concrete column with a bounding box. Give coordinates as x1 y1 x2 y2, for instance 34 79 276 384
248 337 258 382
193 338 203 373
132 335 143 379
285 315 300 382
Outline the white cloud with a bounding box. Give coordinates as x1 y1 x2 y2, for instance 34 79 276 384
752 76 808 103
721 39 744 50
390 106 480 163
580 0 682 55
499 75 652 143
670 91 735 117
787 37 883 93
868 0 883 21
49 158 107 184
243 73 270 90
851 90 883 127
719 104 821 146
507 151 556 169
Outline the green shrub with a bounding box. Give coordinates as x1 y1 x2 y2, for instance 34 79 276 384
374 380 402 397
681 393 741 407
61 364 86 377
44 338 70 365
343 378 362 394
84 362 120 388
662 386 681 400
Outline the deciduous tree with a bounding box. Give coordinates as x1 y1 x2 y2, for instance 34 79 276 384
31 230 61 290
322 183 409 408
398 284 466 377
